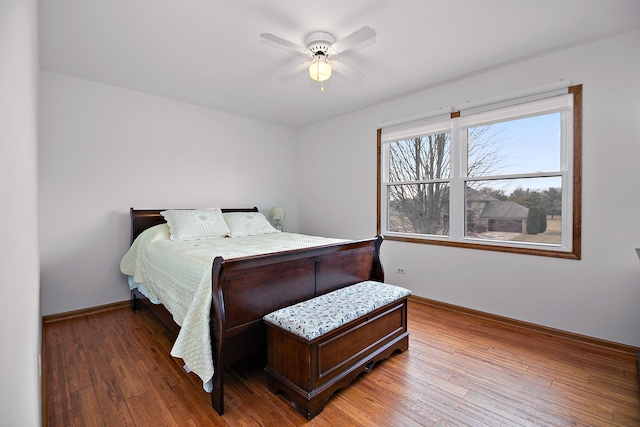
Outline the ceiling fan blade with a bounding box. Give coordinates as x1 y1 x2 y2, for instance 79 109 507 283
277 61 312 83
260 33 308 57
331 61 365 86
331 26 376 54
330 38 376 61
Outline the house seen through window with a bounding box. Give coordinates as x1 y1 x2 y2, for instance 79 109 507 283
377 84 582 259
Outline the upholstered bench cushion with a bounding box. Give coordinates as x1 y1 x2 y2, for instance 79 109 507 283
263 280 411 341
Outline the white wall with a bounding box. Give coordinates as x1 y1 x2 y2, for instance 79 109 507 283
297 30 640 347
0 0 42 425
39 72 298 316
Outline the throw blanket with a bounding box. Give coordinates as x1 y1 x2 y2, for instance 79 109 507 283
120 224 346 389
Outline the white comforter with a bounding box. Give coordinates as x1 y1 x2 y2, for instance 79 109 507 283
119 224 346 389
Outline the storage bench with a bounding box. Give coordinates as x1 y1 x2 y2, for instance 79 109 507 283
263 280 411 419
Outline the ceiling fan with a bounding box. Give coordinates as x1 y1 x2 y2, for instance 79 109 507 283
260 26 376 89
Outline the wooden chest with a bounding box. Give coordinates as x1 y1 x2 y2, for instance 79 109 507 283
263 281 410 419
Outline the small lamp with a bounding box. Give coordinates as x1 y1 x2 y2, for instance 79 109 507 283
270 207 286 231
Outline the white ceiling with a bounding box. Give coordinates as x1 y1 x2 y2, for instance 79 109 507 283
38 0 640 128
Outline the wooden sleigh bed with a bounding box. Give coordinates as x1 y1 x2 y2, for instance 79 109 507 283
127 207 385 415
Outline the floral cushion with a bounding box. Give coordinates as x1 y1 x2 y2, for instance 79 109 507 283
263 281 411 341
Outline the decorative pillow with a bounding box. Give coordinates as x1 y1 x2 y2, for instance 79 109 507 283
160 209 231 241
222 212 280 237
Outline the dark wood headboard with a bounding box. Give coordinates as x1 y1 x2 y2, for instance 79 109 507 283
129 207 259 244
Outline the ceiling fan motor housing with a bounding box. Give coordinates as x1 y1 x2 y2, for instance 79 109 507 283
305 31 335 56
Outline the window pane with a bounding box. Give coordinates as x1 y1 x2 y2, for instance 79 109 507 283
388 183 450 235
388 133 451 183
465 177 562 245
467 113 561 177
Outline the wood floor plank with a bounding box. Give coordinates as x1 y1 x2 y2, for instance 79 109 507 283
551 379 640 423
44 300 640 426
450 370 612 427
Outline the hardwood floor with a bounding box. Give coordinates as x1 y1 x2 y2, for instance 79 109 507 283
44 300 640 426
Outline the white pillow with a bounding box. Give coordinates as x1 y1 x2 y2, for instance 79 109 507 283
222 212 280 237
160 209 231 241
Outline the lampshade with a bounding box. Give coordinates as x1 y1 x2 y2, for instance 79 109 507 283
270 207 286 220
309 56 332 82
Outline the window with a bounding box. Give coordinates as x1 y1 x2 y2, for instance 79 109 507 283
377 85 582 259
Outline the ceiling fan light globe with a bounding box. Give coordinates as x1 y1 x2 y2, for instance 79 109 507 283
309 57 332 82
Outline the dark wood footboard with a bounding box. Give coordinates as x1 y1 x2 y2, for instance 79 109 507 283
128 208 384 415
209 235 384 414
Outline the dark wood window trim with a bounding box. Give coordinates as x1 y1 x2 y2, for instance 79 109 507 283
377 84 582 260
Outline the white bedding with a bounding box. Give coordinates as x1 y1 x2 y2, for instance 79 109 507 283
127 276 161 304
120 224 347 390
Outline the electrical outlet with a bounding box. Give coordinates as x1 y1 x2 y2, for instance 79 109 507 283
396 267 405 274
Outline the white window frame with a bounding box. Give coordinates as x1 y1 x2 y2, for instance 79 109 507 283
377 85 582 259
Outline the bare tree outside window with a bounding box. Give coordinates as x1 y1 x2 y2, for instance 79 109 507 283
387 133 450 235
387 126 505 236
